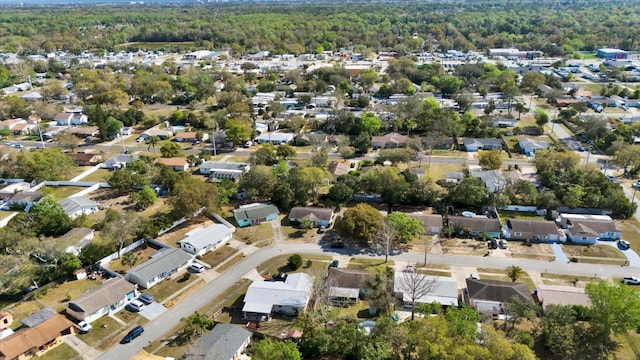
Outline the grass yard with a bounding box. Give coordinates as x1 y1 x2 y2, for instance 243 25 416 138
233 222 273 244
424 164 463 184
76 315 122 349
7 279 102 327
78 168 113 182
62 166 90 181
619 220 640 251
224 155 250 162
214 253 245 272
0 210 16 221
113 310 149 328
479 274 536 290
516 114 538 128
430 150 466 158
36 343 79 360
347 258 393 270
156 219 213 247
498 211 546 221
40 185 86 200
108 245 160 274
541 272 598 286
199 245 239 268
562 244 626 259
146 275 200 303
579 83 605 94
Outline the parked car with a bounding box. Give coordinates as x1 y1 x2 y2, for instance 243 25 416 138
126 299 145 312
139 293 154 305
120 326 144 344
189 263 206 273
318 225 327 234
499 239 508 249
488 239 498 249
633 183 640 190
330 260 339 268
619 240 631 250
622 276 640 285
77 321 92 333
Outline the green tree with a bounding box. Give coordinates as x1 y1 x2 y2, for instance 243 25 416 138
534 108 550 127
444 306 481 341
287 253 303 270
358 112 382 135
359 68 379 92
54 132 82 152
387 212 424 244
104 116 124 139
131 186 157 210
288 167 330 204
30 195 72 237
299 218 314 230
239 165 278 201
253 338 302 360
16 149 76 181
448 177 488 208
181 312 213 341
160 141 184 158
121 251 138 269
613 144 640 175
276 144 297 159
438 75 462 98
59 253 82 276
520 72 546 92
328 183 354 205
253 143 278 165
310 147 329 168
168 177 220 219
541 305 579 358
108 169 150 193
337 203 383 246
500 80 520 116
505 265 524 282
477 149 503 170
586 280 640 337
147 136 160 152
224 118 252 146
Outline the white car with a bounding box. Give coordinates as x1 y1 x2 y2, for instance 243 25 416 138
189 263 205 273
622 276 640 285
126 299 145 312
77 321 92 333
499 239 508 249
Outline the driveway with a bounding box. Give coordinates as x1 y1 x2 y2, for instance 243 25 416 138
598 240 640 267
549 243 570 263
139 303 167 321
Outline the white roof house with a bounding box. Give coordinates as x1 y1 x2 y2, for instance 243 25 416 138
59 196 100 219
242 273 313 320
178 223 235 256
393 273 459 307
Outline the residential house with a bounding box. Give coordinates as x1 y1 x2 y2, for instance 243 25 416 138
492 117 517 128
462 138 503 152
125 248 193 289
175 132 208 143
53 112 88 126
0 312 74 360
66 278 137 323
60 227 95 255
408 168 426 179
0 313 13 331
179 223 235 256
242 273 314 321
465 278 534 316
184 324 252 360
254 132 295 145
537 287 591 312
407 213 443 235
6 192 42 211
199 161 250 182
141 128 173 140
154 157 190 172
445 171 464 183
0 119 32 135
518 138 549 157
101 154 136 169
448 216 502 238
59 196 100 219
469 169 506 193
121 127 132 136
371 133 409 149
503 219 563 243
558 213 621 245
325 267 372 305
294 133 326 146
66 153 103 166
327 161 351 179
288 207 335 228
394 273 459 307
233 203 279 227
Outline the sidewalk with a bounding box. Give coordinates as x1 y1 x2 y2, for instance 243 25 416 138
63 334 101 360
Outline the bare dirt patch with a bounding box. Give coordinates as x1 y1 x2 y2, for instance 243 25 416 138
440 237 487 255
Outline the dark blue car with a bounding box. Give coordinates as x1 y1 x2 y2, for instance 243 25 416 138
120 326 144 344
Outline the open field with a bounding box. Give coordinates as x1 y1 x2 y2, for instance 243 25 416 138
41 185 86 199
37 343 79 360
78 168 113 182
147 276 200 303
200 245 238 268
233 222 273 244
562 244 626 259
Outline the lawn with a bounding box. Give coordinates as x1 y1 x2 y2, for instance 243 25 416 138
113 310 149 328
7 279 102 326
76 315 122 349
146 275 200 303
40 185 86 200
498 211 546 221
541 272 598 286
78 168 113 182
107 245 160 274
347 258 394 270
36 343 79 360
0 210 16 221
155 219 213 248
233 222 273 245
620 220 640 250
63 166 90 181
224 155 250 162
199 245 239 268
215 253 245 272
430 150 466 158
562 244 626 259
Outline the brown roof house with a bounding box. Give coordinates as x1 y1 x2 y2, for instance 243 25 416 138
325 267 373 305
372 133 408 149
66 153 103 166
327 161 351 179
558 213 622 245
67 278 137 324
465 278 534 317
288 207 335 228
503 219 564 243
154 157 190 172
408 213 443 235
447 216 502 238
0 309 74 360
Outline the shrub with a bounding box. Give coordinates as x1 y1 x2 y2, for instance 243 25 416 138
306 259 313 268
514 330 535 348
287 254 303 270
182 272 191 281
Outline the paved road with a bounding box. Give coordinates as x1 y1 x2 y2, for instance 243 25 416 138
96 241 640 360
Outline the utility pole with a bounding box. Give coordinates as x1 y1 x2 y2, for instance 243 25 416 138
629 186 638 219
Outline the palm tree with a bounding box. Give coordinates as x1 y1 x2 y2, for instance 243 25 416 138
147 136 160 152
505 265 525 283
181 312 212 341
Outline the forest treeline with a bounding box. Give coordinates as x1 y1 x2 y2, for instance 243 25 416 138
0 0 639 56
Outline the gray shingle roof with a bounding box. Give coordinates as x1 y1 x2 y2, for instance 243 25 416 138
66 278 136 321
233 204 279 221
20 308 56 328
289 207 334 222
127 248 193 284
448 216 502 233
466 278 533 304
59 196 99 216
185 324 252 360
